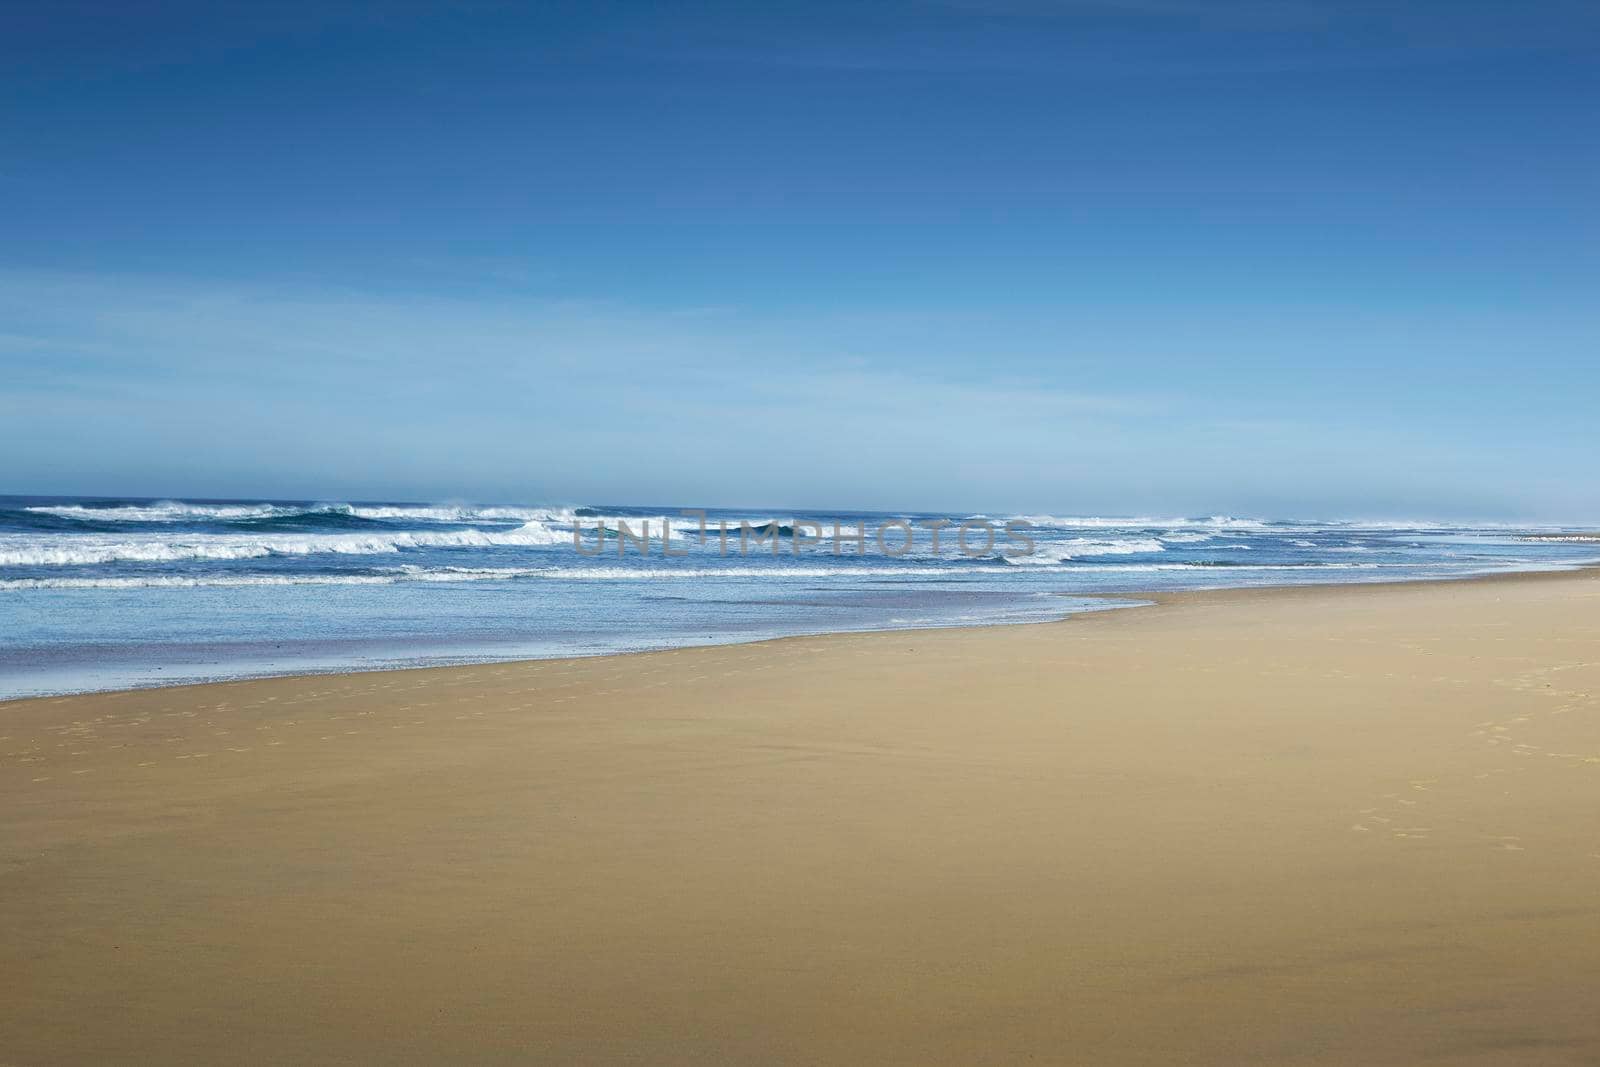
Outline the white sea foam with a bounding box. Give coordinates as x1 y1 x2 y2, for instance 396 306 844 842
27 501 300 522
0 562 1008 590
400 563 1004 580
1008 562 1305 573
24 500 580 525
343 504 569 522
2 554 1576 595
1011 515 1272 531
0 519 567 567
1003 561 1489 573
0 574 401 590
1003 537 1166 565
547 564 989 579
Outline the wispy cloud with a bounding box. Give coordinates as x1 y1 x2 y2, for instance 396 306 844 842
0 268 1170 504
3 266 1593 519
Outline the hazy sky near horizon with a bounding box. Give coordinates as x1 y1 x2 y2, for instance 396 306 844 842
3 1 1597 519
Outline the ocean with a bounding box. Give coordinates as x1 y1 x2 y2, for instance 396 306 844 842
2 495 1596 699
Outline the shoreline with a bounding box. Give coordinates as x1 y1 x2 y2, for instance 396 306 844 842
5 565 1600 1063
5 562 1597 707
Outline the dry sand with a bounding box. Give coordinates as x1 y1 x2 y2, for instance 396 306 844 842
4 571 1600 1064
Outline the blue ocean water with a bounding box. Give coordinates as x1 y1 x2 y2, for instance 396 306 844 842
2 496 1596 699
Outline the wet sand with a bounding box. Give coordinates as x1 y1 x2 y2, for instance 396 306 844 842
4 571 1600 1064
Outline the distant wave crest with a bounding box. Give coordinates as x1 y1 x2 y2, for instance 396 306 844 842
1008 514 1271 531
23 501 576 525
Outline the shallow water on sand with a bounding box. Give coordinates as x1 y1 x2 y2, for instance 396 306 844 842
3 496 1596 697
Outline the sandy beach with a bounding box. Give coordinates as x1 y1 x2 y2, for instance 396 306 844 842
4 571 1600 1064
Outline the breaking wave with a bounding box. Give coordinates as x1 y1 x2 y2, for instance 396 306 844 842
0 520 567 567
1002 537 1167 565
21 500 578 525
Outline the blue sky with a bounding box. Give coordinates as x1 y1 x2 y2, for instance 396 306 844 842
3 1 1597 518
